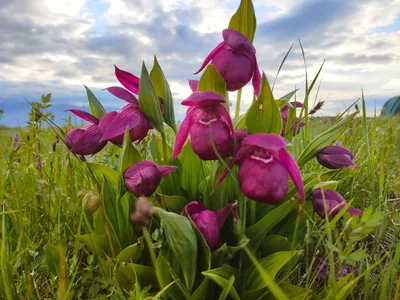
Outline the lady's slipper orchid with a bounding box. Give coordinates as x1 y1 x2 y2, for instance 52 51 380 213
316 145 357 169
218 133 304 204
184 201 237 249
65 109 107 155
281 102 305 136
233 129 247 153
98 86 152 145
312 189 362 219
194 29 261 95
124 161 177 197
172 91 234 160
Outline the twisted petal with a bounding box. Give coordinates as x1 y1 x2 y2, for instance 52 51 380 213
215 201 237 228
182 91 226 107
71 124 106 155
277 148 305 201
105 86 139 105
242 133 290 151
172 108 196 159
157 165 178 178
67 109 99 124
115 65 140 95
194 41 225 74
188 80 199 92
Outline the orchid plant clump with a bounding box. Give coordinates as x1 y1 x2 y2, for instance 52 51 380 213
62 1 377 298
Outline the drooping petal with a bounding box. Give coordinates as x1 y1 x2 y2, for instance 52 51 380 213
191 210 220 248
242 133 290 151
188 80 198 92
172 108 196 159
215 201 237 228
222 29 256 55
114 65 140 95
182 91 226 107
216 161 235 187
194 41 225 75
185 201 207 217
100 104 148 142
347 206 363 216
157 165 178 178
67 109 99 124
105 86 139 105
250 53 261 96
215 103 234 135
318 145 354 157
124 161 162 197
98 111 119 135
277 148 305 201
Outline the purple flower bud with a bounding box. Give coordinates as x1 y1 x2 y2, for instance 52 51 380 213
281 102 305 136
312 189 363 219
218 133 305 204
172 91 234 161
184 201 237 249
124 161 177 197
316 146 357 169
64 110 107 155
317 261 328 280
194 29 261 95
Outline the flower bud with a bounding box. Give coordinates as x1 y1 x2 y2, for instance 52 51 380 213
83 192 100 213
12 133 21 151
124 161 177 197
316 146 357 169
312 189 362 219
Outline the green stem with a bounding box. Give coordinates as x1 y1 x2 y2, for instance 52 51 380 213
143 228 157 269
161 132 168 163
235 88 242 118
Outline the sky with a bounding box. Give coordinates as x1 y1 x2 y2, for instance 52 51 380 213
0 0 399 126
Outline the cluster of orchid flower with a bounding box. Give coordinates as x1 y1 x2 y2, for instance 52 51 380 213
65 28 362 248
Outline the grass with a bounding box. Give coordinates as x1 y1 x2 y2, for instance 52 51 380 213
0 112 399 299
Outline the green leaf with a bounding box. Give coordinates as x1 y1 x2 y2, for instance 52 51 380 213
212 233 249 266
202 265 242 300
312 181 339 191
88 163 118 187
276 89 298 107
247 200 297 250
157 194 188 214
296 112 358 166
198 65 226 97
246 74 282 134
84 85 107 119
116 237 144 263
119 127 141 173
260 235 290 257
228 0 257 42
348 249 367 263
150 56 177 132
154 207 198 291
116 263 157 292
44 244 60 276
261 282 308 300
0 109 4 117
179 143 207 199
191 278 210 300
139 61 164 134
76 234 110 257
245 251 302 290
233 113 247 130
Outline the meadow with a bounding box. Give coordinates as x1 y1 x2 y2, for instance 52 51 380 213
1 0 400 299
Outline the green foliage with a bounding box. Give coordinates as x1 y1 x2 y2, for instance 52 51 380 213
228 0 257 42
84 86 107 119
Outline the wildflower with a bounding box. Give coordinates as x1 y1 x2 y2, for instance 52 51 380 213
316 145 357 169
172 91 234 160
12 133 21 151
281 102 305 136
184 201 237 249
218 133 304 204
311 189 362 219
194 29 261 94
188 80 198 92
124 161 177 197
65 109 107 155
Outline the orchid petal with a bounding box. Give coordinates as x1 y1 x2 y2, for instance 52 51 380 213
188 80 199 92
157 165 178 178
100 105 144 142
194 42 225 75
114 65 140 95
185 201 207 217
172 108 196 159
71 124 105 155
182 91 226 107
216 161 235 186
250 53 261 96
242 133 289 151
215 201 237 228
67 109 99 124
348 206 363 216
277 148 305 201
222 29 255 55
215 104 234 135
105 86 139 105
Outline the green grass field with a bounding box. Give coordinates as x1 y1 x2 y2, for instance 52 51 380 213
0 109 399 299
